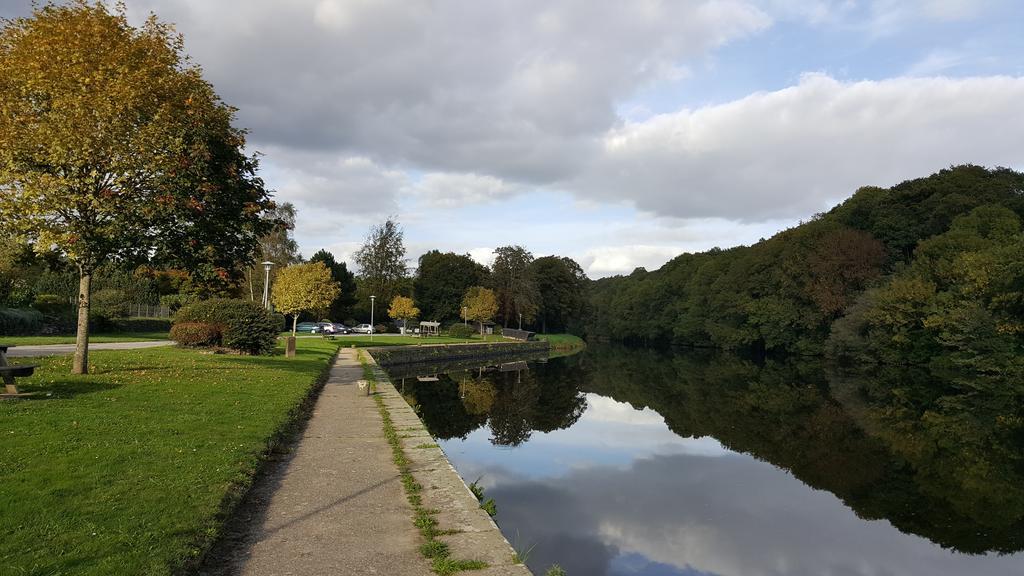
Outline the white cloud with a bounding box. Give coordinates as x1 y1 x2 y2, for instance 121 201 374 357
756 0 857 25
271 153 405 216
120 0 770 185
467 248 496 268
5 1 1020 279
866 0 991 36
575 74 1024 221
581 246 686 276
411 173 521 208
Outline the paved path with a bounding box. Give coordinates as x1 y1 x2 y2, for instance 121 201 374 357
6 340 173 357
234 348 432 576
214 347 532 576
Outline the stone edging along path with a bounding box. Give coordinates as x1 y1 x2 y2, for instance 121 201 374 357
364 350 533 576
214 346 531 576
369 341 549 367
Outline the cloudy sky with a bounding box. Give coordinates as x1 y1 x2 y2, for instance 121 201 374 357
6 1 1024 277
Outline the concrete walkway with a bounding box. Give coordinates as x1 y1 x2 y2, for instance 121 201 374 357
211 347 532 576
6 340 173 357
233 347 432 576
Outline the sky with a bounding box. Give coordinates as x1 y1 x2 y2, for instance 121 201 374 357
5 0 1024 277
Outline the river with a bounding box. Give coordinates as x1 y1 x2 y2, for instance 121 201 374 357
384 345 1024 576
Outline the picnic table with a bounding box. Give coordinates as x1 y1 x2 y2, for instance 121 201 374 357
0 344 39 398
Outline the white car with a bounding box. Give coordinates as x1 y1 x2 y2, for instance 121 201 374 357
352 323 374 334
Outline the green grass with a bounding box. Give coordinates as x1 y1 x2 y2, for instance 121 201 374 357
535 333 586 358
363 358 488 575
0 338 341 575
0 332 170 345
280 333 510 346
534 333 585 348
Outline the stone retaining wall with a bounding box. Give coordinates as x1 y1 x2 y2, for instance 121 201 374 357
365 351 534 575
369 341 549 367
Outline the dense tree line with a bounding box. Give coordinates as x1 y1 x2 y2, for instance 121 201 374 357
586 165 1024 374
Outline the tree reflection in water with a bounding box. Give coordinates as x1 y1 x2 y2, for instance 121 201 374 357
396 357 588 447
387 345 1024 556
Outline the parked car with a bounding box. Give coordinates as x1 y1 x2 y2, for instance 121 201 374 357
352 323 374 334
295 322 319 333
310 322 352 335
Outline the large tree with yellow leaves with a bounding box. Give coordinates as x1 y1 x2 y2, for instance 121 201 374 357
0 2 274 373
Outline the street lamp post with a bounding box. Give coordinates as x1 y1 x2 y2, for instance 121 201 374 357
261 261 274 309
370 295 376 342
463 306 467 326
518 312 522 330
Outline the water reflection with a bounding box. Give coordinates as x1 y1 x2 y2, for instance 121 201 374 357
395 357 587 447
385 346 1024 575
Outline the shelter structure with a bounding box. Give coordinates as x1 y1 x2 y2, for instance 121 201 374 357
419 321 441 337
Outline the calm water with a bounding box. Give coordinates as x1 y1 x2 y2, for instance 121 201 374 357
386 347 1024 576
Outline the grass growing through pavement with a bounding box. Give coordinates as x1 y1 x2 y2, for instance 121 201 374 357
360 355 488 576
0 332 170 345
0 338 341 575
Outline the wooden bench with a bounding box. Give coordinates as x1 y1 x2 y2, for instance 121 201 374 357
0 344 40 397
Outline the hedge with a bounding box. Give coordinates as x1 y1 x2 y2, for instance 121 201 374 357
169 322 221 347
31 294 69 315
175 299 278 355
446 323 476 338
111 318 172 333
0 308 44 336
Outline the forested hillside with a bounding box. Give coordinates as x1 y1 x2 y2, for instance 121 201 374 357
586 165 1024 371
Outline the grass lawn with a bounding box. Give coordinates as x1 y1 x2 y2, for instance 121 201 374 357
278 333 510 346
0 338 341 575
535 333 586 348
0 332 170 346
536 333 587 357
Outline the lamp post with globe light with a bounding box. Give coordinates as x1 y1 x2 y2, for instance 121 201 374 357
370 295 376 342
261 261 274 309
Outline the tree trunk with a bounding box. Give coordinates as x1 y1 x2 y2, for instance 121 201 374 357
292 314 298 337
73 270 92 375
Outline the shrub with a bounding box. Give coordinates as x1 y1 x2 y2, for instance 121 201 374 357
175 299 278 355
112 318 172 333
170 322 221 347
41 313 76 335
447 323 475 338
270 313 286 332
0 308 44 335
222 308 280 355
32 293 68 315
374 323 388 335
91 288 129 320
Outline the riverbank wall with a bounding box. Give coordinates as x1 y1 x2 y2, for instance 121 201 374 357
365 349 534 575
369 340 549 367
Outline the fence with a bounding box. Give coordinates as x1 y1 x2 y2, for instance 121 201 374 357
128 303 172 318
